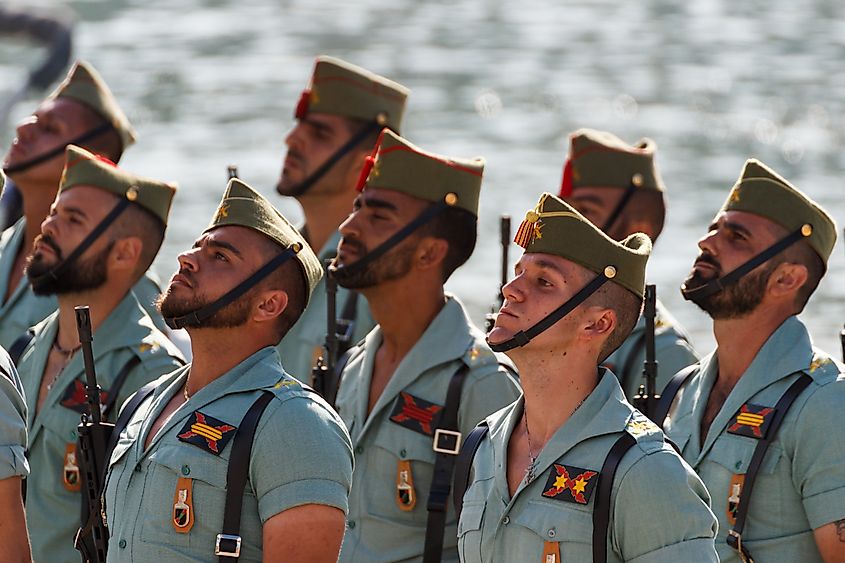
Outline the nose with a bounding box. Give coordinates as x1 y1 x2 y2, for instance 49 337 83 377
14 116 38 144
501 275 525 304
40 211 58 238
176 247 199 272
338 208 361 239
697 228 718 256
284 123 304 151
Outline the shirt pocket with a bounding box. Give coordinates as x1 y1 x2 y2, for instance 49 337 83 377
513 500 593 561
368 426 435 524
708 433 784 476
457 501 485 563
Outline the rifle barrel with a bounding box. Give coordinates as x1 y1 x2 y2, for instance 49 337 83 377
499 215 511 306
75 306 102 424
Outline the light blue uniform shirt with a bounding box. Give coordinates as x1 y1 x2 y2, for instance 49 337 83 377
459 370 718 563
336 295 521 563
663 316 845 563
104 347 354 562
18 291 185 563
276 229 375 383
0 346 28 481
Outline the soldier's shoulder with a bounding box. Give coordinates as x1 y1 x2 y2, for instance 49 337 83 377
134 329 186 368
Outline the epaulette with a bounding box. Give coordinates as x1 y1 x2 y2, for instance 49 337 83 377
624 410 664 454
461 343 499 368
806 351 842 382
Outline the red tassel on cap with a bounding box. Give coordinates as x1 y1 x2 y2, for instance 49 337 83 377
559 158 573 197
356 155 375 192
294 89 310 120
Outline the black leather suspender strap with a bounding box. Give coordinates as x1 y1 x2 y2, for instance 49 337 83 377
216 391 275 562
653 364 698 430
102 380 158 481
8 329 35 366
422 363 471 563
101 356 143 420
726 373 812 563
452 423 490 521
592 433 637 563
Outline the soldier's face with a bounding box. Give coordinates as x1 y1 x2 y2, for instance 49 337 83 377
276 113 363 197
158 226 271 328
332 187 429 289
566 186 630 240
26 185 119 295
488 252 589 350
4 98 99 186
683 210 781 319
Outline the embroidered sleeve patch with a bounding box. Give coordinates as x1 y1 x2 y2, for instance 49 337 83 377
60 379 107 414
541 463 598 505
177 411 237 455
727 403 775 439
389 392 443 436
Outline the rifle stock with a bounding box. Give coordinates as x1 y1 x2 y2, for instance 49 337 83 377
73 306 112 563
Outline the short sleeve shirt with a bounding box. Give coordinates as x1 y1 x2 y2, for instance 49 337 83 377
0 346 28 481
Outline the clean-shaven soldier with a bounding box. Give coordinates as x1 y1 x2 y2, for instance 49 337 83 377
330 129 521 562
662 159 845 563
275 56 409 383
0 60 164 352
559 129 698 400
18 145 184 563
457 193 717 563
104 179 353 562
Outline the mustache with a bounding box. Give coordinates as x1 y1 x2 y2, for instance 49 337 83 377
285 148 305 166
33 234 62 260
339 236 367 256
694 252 721 271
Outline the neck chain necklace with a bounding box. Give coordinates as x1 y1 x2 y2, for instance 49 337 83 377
522 396 587 483
48 339 80 391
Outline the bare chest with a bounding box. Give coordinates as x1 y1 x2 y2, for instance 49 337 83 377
36 349 75 414
145 393 186 450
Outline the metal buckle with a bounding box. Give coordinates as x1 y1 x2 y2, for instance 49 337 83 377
432 429 462 455
727 530 751 563
335 319 355 344
215 534 242 558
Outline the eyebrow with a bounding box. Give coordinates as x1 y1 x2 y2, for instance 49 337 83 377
303 117 335 136
61 205 89 220
359 195 399 212
709 220 753 239
572 194 604 206
207 239 243 258
514 258 566 276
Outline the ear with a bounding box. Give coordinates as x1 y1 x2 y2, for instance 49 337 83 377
580 306 616 345
414 237 449 273
110 237 142 273
253 289 290 324
768 262 809 299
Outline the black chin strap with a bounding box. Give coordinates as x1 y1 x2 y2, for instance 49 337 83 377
28 198 131 285
164 247 298 330
285 122 381 198
3 122 113 175
601 183 636 234
681 225 810 302
487 271 612 353
329 201 448 280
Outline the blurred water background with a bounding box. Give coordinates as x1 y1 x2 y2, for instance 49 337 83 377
3 0 845 357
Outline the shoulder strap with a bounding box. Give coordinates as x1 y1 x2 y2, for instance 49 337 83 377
592 433 637 563
216 391 275 562
654 364 698 429
8 329 35 367
101 380 158 483
422 363 471 563
726 373 812 562
452 423 489 522
102 356 143 420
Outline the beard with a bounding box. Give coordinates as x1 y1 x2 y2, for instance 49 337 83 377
330 235 416 290
683 252 774 320
157 274 253 329
26 235 112 296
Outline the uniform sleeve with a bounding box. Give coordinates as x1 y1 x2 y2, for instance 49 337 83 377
0 351 28 480
612 447 718 563
458 363 521 435
250 395 354 523
790 379 845 529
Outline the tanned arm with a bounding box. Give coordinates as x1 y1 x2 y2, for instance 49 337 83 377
0 477 31 563
814 519 845 563
263 504 346 562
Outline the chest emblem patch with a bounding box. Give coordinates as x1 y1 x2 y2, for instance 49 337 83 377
727 403 775 439
389 392 443 436
177 411 237 455
60 379 107 414
541 463 598 505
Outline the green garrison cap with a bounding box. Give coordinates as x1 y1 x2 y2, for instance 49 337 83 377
357 128 483 216
559 128 664 197
722 158 837 264
48 60 137 150
295 56 410 133
206 178 323 301
515 192 652 297
60 145 175 225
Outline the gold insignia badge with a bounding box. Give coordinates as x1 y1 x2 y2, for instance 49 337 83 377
728 187 741 204
63 443 81 492
214 204 229 222
396 460 417 511
172 477 195 533
809 356 829 373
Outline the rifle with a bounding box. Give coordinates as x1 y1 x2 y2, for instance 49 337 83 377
632 284 660 420
227 165 239 180
485 215 511 332
312 261 340 405
840 324 845 364
73 306 112 563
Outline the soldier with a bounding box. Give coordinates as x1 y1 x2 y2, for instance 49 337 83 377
330 129 521 562
558 129 698 400
104 179 353 561
17 145 185 563
661 159 845 562
0 170 32 563
0 60 164 353
275 56 409 382
457 193 718 562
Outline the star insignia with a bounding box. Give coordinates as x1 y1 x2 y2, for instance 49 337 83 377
214 204 229 222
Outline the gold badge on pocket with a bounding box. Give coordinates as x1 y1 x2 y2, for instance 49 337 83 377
172 477 195 533
543 540 560 562
727 473 745 526
63 443 81 492
396 459 416 511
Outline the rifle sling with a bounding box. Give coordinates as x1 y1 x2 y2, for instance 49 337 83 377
654 364 699 430
8 329 35 367
452 423 489 521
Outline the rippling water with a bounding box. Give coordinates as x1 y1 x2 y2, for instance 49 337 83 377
4 0 845 356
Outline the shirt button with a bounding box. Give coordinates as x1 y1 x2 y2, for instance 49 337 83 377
355 446 364 455
182 465 191 476
400 449 407 458
502 516 510 525
348 520 356 529
118 539 127 549
548 528 556 538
